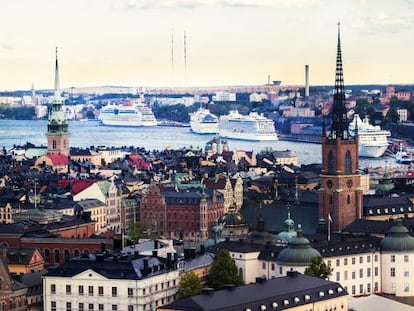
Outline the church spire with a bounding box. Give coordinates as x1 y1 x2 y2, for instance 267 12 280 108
329 22 350 141
54 47 61 101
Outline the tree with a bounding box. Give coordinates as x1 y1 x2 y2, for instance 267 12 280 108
176 271 203 299
207 249 244 290
304 256 333 279
127 221 151 243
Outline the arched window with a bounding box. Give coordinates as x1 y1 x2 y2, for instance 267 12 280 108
52 140 56 149
74 249 80 257
328 151 335 174
44 249 50 262
347 195 351 204
345 151 352 174
54 249 60 263
64 249 71 262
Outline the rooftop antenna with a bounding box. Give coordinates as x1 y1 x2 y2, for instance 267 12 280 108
184 30 187 86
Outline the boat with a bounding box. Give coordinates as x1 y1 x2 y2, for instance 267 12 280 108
189 107 219 134
348 114 391 158
218 110 278 141
99 103 157 127
394 144 412 164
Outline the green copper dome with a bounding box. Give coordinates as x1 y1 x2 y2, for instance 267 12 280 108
277 230 321 266
381 219 414 252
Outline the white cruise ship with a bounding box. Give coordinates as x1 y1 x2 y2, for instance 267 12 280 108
99 103 157 127
189 107 219 134
218 110 278 141
349 114 391 158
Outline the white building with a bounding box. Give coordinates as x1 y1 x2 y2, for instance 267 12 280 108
212 91 236 102
208 219 414 298
43 252 180 311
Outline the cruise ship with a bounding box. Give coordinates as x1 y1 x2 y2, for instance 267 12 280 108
189 107 219 134
349 114 391 158
218 110 278 141
99 103 157 127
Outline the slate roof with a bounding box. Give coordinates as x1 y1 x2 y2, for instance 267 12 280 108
163 272 347 311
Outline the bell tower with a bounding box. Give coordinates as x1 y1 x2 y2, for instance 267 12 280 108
47 47 70 155
319 23 363 231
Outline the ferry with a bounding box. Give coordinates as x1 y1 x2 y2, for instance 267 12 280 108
99 103 157 127
218 110 278 141
189 107 219 134
349 114 391 158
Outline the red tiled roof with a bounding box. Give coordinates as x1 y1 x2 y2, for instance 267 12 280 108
45 153 69 166
71 180 96 195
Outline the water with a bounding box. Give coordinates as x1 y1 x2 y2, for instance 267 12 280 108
0 119 390 167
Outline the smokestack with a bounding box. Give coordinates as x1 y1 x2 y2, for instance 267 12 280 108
305 64 309 98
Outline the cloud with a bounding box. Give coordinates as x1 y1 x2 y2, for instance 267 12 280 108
352 12 414 34
116 0 322 10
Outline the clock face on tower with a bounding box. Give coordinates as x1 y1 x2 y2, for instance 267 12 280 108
327 180 333 188
347 179 353 188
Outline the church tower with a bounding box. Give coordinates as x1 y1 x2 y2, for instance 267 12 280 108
47 47 69 155
319 24 363 231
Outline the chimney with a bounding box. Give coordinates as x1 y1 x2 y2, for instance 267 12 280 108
287 270 299 278
305 64 309 98
202 288 214 296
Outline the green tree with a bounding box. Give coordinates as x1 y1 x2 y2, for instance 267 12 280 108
207 249 244 290
127 221 151 243
176 271 203 299
304 256 333 279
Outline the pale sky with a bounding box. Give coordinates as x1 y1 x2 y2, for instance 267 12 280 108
1 0 414 91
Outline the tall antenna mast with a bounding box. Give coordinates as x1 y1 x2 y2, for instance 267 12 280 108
171 29 174 86
184 30 187 86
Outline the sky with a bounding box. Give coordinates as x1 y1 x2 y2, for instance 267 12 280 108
0 0 414 91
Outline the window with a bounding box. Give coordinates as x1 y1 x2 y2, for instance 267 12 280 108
52 140 56 149
367 255 371 263
262 262 266 270
336 259 340 267
345 151 352 174
360 284 363 294
336 271 340 281
344 271 348 281
405 255 409 262
79 285 84 295
352 285 356 295
374 254 378 262
88 286 94 296
51 301 57 311
359 256 363 264
359 269 363 278
271 263 275 271
391 255 395 263
374 282 378 292
99 286 104 296
405 283 410 292
112 305 118 311
99 304 104 311
375 267 379 276
66 285 71 295
112 287 117 297
89 304 94 311
51 284 56 294
367 283 371 293
405 269 409 277
279 267 283 275
79 303 84 311
391 267 396 277
327 260 331 267
367 268 371 277
128 306 134 311
128 288 133 297
352 257 355 265
344 258 348 266
66 302 72 311
352 271 356 279
328 151 335 174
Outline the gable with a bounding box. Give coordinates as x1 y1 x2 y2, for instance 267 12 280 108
73 268 108 281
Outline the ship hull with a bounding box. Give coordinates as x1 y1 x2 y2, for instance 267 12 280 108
359 144 388 158
190 121 218 134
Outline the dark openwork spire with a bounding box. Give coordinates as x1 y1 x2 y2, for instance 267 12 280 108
329 22 350 140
